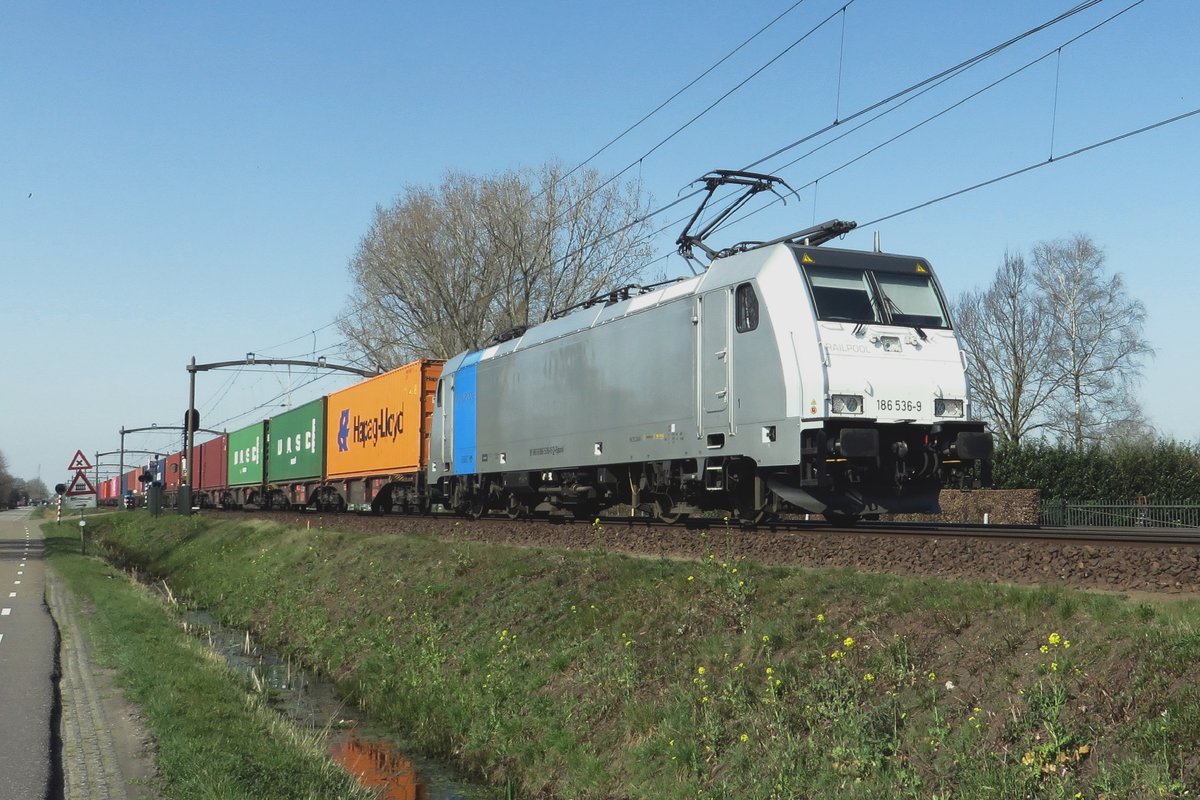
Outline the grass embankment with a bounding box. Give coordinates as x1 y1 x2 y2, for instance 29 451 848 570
43 520 372 800
87 513 1199 799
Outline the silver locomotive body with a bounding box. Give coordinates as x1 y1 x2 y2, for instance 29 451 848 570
429 238 991 523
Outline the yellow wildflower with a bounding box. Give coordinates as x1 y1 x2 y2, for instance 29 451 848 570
697 666 706 676
843 636 855 648
1048 632 1062 646
739 733 749 742
816 613 825 623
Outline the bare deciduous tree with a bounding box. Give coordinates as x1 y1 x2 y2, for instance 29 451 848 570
954 252 1061 445
956 235 1153 451
339 163 654 366
1032 234 1153 451
0 450 13 508
25 477 49 501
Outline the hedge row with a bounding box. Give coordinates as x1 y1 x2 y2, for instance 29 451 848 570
992 439 1200 503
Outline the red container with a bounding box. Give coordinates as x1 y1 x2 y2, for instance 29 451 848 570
198 435 229 491
124 468 141 498
165 452 184 492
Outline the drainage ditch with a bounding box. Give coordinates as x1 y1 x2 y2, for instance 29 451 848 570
156 583 492 800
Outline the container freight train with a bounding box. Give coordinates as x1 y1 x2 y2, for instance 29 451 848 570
152 360 444 513
128 178 992 524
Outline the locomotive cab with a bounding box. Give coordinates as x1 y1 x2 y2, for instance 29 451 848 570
754 243 992 520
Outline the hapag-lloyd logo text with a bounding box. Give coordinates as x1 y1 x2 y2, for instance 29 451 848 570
337 406 403 451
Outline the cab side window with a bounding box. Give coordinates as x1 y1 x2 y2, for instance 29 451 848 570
735 283 759 333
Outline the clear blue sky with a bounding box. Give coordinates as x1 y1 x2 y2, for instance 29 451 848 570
2 0 1197 486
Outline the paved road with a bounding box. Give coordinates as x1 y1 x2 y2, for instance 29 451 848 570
0 507 57 800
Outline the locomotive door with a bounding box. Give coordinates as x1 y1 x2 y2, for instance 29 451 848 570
698 289 731 435
436 376 449 470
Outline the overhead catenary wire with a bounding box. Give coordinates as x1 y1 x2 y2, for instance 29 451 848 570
210 371 332 431
555 1 856 225
242 0 1152 378
507 0 1117 293
706 0 1148 240
742 0 1107 171
558 0 814 185
859 106 1200 228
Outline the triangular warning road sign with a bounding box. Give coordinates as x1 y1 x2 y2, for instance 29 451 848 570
67 450 92 471
65 470 97 496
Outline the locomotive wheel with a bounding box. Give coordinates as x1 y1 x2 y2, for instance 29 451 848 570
655 495 688 524
737 508 769 527
505 495 528 520
573 503 600 522
468 496 487 520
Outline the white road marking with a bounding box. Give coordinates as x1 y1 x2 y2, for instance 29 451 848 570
0 634 4 645
1 608 11 616
7 592 14 598
16 571 22 576
13 581 20 585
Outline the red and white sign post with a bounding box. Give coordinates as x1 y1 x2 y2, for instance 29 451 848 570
62 450 97 551
64 450 98 511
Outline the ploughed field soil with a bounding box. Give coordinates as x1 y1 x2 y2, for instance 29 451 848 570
240 511 1200 597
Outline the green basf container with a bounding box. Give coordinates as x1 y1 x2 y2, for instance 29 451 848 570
228 421 266 486
267 398 325 483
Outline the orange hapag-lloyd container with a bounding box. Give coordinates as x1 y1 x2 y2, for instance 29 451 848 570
324 359 443 480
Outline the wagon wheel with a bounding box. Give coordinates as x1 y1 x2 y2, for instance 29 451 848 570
822 511 861 527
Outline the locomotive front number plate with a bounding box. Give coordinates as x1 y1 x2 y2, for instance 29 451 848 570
876 399 923 413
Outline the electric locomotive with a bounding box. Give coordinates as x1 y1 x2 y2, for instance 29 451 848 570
426 170 992 524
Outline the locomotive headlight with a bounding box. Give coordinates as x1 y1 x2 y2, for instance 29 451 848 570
831 394 863 414
934 398 964 418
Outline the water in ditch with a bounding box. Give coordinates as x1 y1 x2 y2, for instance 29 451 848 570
179 607 493 800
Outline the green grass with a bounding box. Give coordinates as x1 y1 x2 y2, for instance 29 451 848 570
43 520 372 800
85 512 1200 799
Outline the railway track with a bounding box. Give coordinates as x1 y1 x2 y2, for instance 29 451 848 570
223 506 1200 546
224 509 1200 598
827 520 1200 546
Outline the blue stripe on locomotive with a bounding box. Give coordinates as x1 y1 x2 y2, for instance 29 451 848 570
452 350 482 474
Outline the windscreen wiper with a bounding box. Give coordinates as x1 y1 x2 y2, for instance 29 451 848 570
877 286 928 341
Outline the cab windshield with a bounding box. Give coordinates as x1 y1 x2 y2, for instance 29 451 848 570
805 265 949 329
